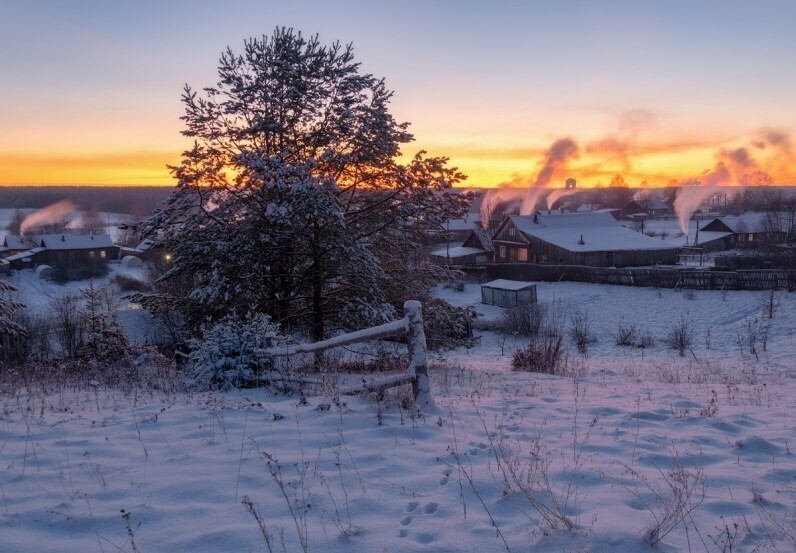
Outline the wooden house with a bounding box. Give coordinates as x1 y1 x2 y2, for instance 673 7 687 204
38 234 117 268
492 212 679 268
696 213 786 251
1 235 39 257
614 199 672 220
430 226 494 266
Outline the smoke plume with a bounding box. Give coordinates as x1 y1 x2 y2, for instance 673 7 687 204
533 138 579 188
480 137 579 225
20 200 77 235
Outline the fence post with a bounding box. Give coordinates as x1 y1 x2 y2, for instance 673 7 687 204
404 300 436 412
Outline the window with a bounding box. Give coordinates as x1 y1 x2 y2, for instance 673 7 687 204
518 248 528 261
509 227 516 238
499 245 506 259
100 250 107 259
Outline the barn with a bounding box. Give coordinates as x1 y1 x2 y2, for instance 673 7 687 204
481 279 537 307
492 212 679 268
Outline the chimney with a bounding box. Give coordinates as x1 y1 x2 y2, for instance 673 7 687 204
578 234 585 245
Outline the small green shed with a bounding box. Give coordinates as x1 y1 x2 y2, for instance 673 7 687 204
481 279 537 307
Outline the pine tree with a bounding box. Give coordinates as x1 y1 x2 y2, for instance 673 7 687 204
79 280 129 362
0 280 26 335
0 279 26 359
139 28 472 340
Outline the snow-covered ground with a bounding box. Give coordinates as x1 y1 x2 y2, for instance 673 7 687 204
1 279 795 552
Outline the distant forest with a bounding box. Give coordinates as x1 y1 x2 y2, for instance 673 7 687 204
0 186 172 217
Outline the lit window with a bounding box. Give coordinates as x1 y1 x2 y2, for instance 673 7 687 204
518 248 528 261
100 250 106 259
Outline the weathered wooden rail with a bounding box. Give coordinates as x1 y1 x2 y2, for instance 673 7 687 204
259 300 435 412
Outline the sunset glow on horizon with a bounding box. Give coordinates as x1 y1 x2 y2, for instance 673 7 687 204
1 1 795 189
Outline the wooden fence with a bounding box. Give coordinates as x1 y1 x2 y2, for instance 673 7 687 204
487 263 796 291
260 300 435 412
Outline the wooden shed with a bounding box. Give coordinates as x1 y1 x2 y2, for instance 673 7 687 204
481 279 537 307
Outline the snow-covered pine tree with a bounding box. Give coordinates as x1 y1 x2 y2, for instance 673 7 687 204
138 28 472 340
0 279 26 338
79 280 129 362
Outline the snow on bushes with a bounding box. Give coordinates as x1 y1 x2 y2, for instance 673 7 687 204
188 313 282 390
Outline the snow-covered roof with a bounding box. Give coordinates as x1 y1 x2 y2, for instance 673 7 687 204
699 212 769 233
444 216 481 232
509 212 677 252
3 235 39 250
694 231 734 246
135 239 156 252
4 247 45 262
39 234 114 250
430 246 486 259
482 279 536 291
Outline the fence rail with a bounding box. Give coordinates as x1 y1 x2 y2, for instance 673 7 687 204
260 300 436 412
487 263 796 291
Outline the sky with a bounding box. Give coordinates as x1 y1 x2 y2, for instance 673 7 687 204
1 0 795 188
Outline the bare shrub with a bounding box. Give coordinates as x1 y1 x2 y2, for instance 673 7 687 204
616 453 707 546
569 309 595 354
741 317 770 356
614 319 636 346
663 315 695 356
422 298 477 350
512 335 564 374
614 319 654 349
637 328 655 348
17 312 54 360
51 293 85 358
761 286 779 319
499 301 547 336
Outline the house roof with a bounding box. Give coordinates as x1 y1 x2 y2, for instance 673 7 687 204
430 246 486 259
445 216 481 232
482 279 536 291
467 226 494 252
699 212 769 233
694 231 734 246
4 247 45 262
3 235 39 250
39 234 114 250
507 212 677 252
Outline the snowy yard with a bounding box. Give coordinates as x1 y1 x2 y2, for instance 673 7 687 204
1 281 795 552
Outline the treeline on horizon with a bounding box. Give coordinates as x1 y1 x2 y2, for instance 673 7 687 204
0 186 172 217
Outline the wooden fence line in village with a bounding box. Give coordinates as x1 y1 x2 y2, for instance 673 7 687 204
486 263 796 291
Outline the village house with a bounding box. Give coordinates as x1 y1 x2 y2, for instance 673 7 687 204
430 225 494 266
491 211 679 268
613 199 672 220
1 232 118 276
693 213 787 252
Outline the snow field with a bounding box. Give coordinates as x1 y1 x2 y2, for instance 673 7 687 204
1 280 795 552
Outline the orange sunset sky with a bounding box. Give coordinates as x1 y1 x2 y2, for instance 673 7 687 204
1 1 795 189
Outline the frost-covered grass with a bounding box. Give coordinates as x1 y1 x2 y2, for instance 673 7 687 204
1 281 795 552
